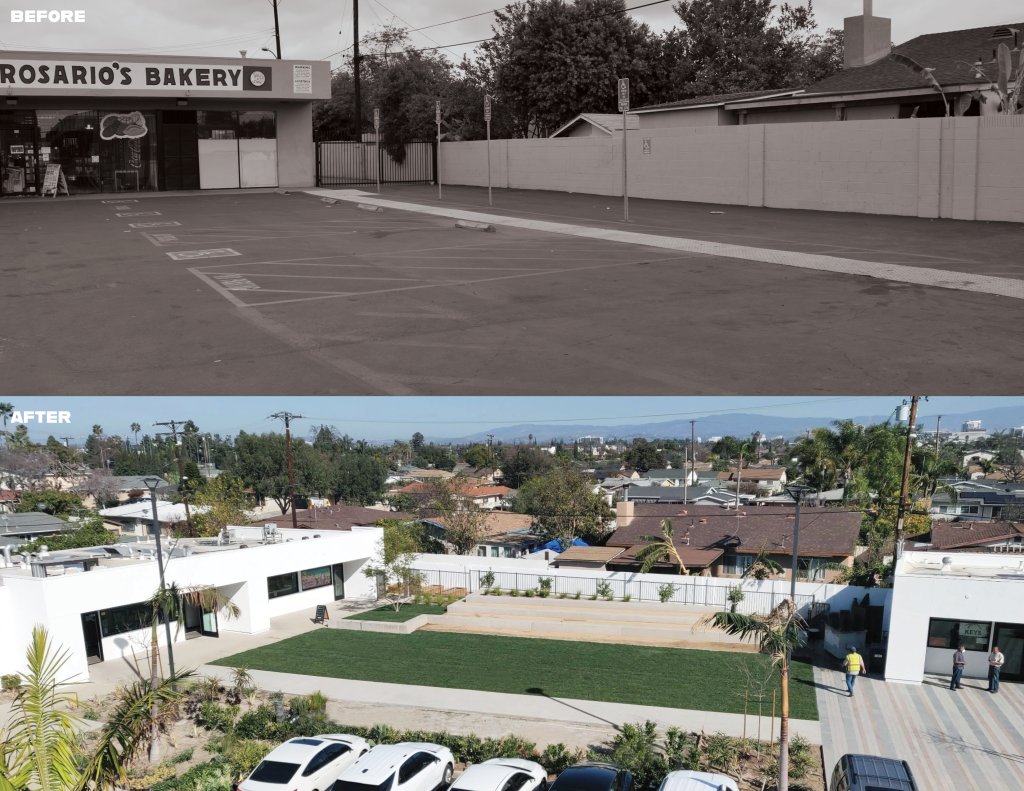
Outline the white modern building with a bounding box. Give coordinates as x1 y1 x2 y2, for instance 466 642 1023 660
0 525 381 681
885 551 1024 684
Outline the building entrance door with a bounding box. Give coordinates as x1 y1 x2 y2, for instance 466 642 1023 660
159 111 199 190
332 563 346 601
993 622 1024 682
0 126 39 196
183 601 219 638
80 612 104 664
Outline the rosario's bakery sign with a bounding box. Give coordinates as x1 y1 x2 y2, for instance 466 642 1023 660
0 59 274 91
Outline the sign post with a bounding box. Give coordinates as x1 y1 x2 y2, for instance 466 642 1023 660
617 77 629 222
373 107 381 194
436 99 443 200
484 94 493 207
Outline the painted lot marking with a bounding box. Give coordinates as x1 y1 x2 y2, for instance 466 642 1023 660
213 274 261 291
102 199 138 204
112 205 132 211
166 248 241 261
117 211 162 217
129 221 181 228
307 190 1024 302
152 234 178 243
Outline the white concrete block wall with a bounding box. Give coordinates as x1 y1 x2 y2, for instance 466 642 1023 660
439 117 1024 223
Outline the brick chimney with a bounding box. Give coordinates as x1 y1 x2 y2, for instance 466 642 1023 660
844 0 892 68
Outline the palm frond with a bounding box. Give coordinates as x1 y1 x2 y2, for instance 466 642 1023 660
1 626 84 791
75 669 195 791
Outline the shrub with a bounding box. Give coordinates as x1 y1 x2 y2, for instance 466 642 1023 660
596 581 613 600
573 591 581 600
367 723 401 744
663 727 688 770
524 589 535 598
491 587 503 596
622 594 632 602
540 743 589 776
703 732 739 772
788 734 813 779
588 594 598 600
198 702 239 732
195 675 224 703
290 690 328 717
170 747 194 764
231 667 257 700
226 739 275 777
558 592 568 599
605 721 668 789
234 705 285 741
509 588 519 597
1 674 21 692
152 756 233 791
480 570 495 592
538 577 553 598
657 584 674 604
125 764 176 789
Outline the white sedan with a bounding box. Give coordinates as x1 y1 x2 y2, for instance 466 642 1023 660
450 758 548 791
657 770 739 791
332 742 455 791
238 734 371 791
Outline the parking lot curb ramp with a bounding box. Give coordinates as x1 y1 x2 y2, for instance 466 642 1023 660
357 203 384 212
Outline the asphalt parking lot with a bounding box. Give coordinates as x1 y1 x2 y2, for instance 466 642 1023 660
2 187 1022 395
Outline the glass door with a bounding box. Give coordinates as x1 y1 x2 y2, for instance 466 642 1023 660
201 608 219 637
332 563 346 601
1 127 37 196
993 623 1024 682
80 612 104 664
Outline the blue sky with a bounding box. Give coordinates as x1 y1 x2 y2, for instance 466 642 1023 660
3 396 1022 444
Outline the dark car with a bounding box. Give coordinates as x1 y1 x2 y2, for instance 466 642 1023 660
829 754 918 791
549 763 634 791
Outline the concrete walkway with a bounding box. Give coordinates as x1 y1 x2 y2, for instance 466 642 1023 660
306 188 1024 302
814 666 1024 790
200 665 821 744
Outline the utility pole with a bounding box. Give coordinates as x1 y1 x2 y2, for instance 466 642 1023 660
270 412 304 529
60 436 73 448
934 415 942 459
154 420 194 536
352 0 361 141
689 420 696 503
272 0 282 58
894 396 920 561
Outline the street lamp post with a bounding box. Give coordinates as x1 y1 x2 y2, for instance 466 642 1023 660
784 483 813 600
143 477 175 679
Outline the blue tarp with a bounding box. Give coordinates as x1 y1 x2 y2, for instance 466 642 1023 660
531 537 589 554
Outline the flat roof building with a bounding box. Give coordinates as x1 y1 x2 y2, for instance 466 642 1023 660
0 50 330 196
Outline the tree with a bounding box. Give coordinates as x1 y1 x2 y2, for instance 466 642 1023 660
130 423 141 446
331 453 388 505
635 519 689 574
17 515 116 554
514 463 613 548
702 599 806 791
78 468 122 509
463 443 498 469
15 488 84 516
500 445 554 488
425 476 488 555
188 475 251 538
414 444 456 471
624 439 665 474
672 0 842 98
363 527 424 611
0 626 193 791
476 0 671 137
0 446 58 491
0 402 12 445
411 432 425 452
743 546 784 580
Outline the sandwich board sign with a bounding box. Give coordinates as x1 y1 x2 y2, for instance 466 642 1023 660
42 163 69 197
313 604 329 624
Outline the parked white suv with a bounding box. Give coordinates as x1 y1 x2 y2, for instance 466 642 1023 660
331 742 456 791
238 734 371 791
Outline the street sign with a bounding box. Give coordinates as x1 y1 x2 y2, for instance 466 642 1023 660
484 94 492 122
435 99 441 124
617 77 629 112
373 107 380 130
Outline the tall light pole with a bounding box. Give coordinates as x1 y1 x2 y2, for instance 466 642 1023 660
895 396 921 561
143 477 175 679
271 0 282 58
785 483 813 599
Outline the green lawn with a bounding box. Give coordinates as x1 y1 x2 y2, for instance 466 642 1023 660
346 604 447 622
212 630 818 721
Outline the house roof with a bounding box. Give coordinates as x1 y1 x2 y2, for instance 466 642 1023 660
99 500 198 522
608 543 725 570
257 504 412 530
0 490 19 502
393 482 511 498
0 512 68 536
609 505 861 558
626 485 716 503
554 546 626 564
803 23 1024 96
645 469 688 479
634 89 802 112
432 511 534 538
925 521 1024 550
550 113 641 138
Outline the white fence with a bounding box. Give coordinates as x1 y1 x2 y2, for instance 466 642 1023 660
440 116 1024 223
411 554 891 620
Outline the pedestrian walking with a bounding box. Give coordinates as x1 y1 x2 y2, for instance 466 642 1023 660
843 645 864 697
988 646 1005 693
950 644 966 690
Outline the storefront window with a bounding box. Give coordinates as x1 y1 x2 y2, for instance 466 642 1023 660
267 572 299 599
300 566 332 591
98 111 159 192
198 110 237 140
238 111 276 139
34 110 99 194
927 618 991 651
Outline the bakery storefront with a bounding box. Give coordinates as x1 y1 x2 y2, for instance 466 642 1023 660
0 51 330 196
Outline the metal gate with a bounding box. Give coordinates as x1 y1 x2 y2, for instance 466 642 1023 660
316 140 435 187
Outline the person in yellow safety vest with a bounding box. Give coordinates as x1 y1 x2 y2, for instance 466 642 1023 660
843 645 864 697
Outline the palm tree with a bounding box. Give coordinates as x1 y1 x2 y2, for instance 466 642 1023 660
0 402 13 445
635 518 689 574
0 626 193 791
130 423 141 447
743 546 784 580
143 583 240 762
702 599 806 791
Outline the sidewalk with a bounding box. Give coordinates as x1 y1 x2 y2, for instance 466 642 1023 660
200 665 821 744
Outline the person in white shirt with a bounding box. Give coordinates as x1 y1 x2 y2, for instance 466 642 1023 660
987 646 1005 693
950 645 966 691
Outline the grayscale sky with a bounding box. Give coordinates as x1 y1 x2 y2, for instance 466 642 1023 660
0 1 1019 69
3 396 1023 444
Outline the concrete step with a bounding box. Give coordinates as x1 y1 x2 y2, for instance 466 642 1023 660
420 620 758 653
463 593 719 618
447 598 711 627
